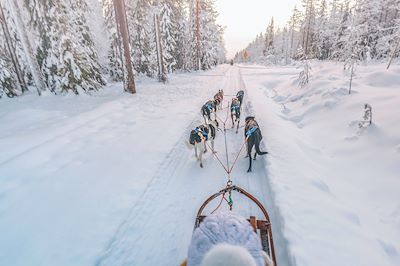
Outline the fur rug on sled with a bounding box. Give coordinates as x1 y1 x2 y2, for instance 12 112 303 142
183 212 273 266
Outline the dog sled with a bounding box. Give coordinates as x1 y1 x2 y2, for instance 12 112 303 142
194 185 277 266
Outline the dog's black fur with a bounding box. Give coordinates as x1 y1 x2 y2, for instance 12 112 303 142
245 116 268 172
201 100 218 124
236 90 244 106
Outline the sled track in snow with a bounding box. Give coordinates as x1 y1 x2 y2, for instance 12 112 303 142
94 66 294 266
94 67 232 266
94 117 200 266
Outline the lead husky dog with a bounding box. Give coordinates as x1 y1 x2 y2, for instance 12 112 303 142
214 89 224 110
187 120 218 168
230 97 241 133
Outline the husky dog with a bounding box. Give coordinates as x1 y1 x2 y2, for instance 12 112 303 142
188 120 218 168
201 100 218 124
245 116 268 172
236 90 244 106
230 97 241 134
214 89 224 109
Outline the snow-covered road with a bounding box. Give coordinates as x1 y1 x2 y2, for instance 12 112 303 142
95 66 293 266
1 63 399 266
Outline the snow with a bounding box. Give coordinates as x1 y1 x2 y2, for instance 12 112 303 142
241 61 400 266
0 63 399 266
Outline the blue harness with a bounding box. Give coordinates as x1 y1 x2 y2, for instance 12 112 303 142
245 126 258 137
206 103 214 111
195 127 208 140
231 104 240 112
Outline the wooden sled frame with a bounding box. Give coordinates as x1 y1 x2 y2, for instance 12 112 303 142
194 185 277 266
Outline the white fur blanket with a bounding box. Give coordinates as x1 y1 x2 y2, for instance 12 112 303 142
187 212 265 266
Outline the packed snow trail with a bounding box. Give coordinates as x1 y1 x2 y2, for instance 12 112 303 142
95 66 293 266
0 68 230 266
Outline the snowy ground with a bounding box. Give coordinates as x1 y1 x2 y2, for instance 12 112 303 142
0 62 399 266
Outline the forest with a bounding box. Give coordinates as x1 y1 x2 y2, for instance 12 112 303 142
235 0 400 65
0 0 226 98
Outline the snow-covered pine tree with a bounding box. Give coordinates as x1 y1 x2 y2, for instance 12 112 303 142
24 0 105 94
0 2 21 98
188 0 202 70
127 0 156 77
297 46 311 88
264 17 275 56
353 0 382 60
300 0 316 57
288 5 302 58
102 0 124 81
173 0 189 70
158 0 178 73
314 0 329 59
61 0 106 93
375 0 400 59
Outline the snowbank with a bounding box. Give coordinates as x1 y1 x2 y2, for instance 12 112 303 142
241 61 400 266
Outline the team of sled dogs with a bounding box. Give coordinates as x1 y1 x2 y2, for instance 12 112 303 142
187 89 268 172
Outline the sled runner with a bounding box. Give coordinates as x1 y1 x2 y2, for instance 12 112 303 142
194 185 277 266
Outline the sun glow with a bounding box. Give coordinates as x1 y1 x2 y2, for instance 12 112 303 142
215 0 300 58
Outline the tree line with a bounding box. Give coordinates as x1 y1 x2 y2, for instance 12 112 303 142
235 0 400 64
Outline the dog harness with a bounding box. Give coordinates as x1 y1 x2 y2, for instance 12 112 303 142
231 102 240 111
245 126 258 137
205 102 214 111
195 127 208 141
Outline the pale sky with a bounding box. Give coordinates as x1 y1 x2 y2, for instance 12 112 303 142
215 0 300 58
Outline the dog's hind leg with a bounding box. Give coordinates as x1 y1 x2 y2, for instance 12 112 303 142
199 145 204 168
195 144 199 160
204 141 207 153
255 133 268 156
247 141 254 172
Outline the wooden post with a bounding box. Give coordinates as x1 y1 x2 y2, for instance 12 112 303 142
114 0 136 93
0 2 27 93
196 0 201 70
154 14 167 82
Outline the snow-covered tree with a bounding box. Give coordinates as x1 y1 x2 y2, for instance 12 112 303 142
102 0 124 81
264 17 275 56
24 0 105 94
188 0 225 70
127 0 156 77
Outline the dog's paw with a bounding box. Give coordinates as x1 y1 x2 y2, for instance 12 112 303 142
200 163 203 168
247 169 252 173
